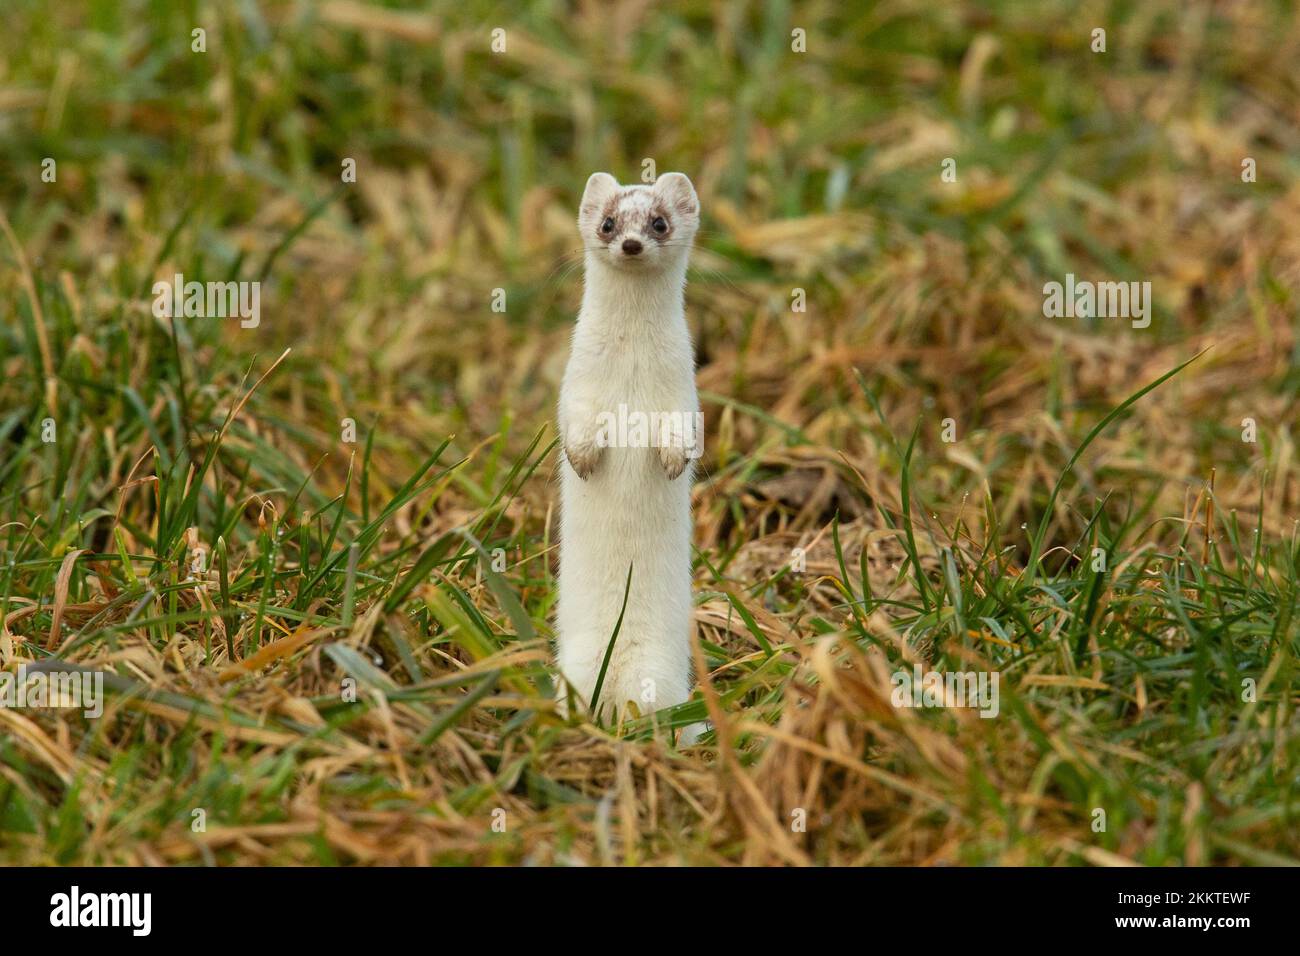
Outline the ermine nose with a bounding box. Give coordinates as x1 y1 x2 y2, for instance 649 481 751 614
621 239 643 255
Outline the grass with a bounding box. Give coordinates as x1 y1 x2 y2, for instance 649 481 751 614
1 0 1298 865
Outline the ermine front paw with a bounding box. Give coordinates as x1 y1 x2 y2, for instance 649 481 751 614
658 443 688 480
565 440 604 480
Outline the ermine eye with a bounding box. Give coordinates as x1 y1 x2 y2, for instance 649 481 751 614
651 216 668 235
600 217 615 235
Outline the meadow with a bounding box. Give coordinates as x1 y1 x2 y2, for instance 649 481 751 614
1 0 1298 865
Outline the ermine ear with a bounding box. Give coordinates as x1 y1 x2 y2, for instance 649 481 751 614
581 172 619 216
654 172 698 217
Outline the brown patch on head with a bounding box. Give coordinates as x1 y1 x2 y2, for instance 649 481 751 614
585 185 689 246
648 202 675 241
584 192 618 218
593 193 623 243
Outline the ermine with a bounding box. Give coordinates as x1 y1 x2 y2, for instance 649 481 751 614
556 171 702 740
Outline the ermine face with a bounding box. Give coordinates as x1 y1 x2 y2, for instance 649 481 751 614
578 172 699 274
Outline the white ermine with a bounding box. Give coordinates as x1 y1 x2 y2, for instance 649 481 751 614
556 171 702 736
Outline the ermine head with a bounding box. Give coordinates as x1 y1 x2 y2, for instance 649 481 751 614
578 171 699 274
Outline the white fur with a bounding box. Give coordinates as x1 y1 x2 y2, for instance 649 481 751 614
556 172 701 740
